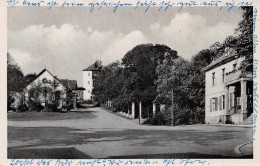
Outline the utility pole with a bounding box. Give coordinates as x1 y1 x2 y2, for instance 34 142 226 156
171 88 175 126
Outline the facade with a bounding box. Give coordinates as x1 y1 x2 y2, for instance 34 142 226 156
203 48 253 124
82 60 103 101
24 69 67 108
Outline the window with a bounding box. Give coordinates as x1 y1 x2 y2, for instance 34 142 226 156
210 98 218 112
88 73 90 76
88 90 90 93
219 95 225 110
222 68 225 82
212 72 215 86
233 63 237 70
88 81 90 85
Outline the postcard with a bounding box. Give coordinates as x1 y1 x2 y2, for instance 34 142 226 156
0 0 259 166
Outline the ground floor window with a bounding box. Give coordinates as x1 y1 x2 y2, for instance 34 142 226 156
210 98 218 112
219 95 225 110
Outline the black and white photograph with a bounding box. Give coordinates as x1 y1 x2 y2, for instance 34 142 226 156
6 5 254 160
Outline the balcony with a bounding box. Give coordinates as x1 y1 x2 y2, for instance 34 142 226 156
225 69 252 84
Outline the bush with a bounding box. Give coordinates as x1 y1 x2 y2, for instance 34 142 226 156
45 103 59 112
17 103 28 112
8 95 15 111
143 112 168 125
28 101 44 112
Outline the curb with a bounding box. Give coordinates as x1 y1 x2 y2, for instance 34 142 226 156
234 142 253 156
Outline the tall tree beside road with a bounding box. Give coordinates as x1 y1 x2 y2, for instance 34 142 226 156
122 44 178 106
236 6 253 74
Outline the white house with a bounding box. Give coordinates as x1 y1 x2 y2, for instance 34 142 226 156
203 48 253 125
24 69 67 107
82 60 103 101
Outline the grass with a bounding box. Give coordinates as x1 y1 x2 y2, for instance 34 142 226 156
8 111 96 121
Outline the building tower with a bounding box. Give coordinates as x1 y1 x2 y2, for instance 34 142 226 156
82 60 103 101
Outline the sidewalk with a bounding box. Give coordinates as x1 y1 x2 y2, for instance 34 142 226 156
239 142 253 156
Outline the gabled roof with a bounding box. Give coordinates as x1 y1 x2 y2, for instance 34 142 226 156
83 60 103 71
25 68 67 89
59 79 78 90
203 48 238 72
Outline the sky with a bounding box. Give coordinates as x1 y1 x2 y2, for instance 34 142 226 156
8 7 244 86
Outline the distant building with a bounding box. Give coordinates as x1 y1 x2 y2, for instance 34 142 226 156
203 48 253 124
76 87 86 103
82 60 103 101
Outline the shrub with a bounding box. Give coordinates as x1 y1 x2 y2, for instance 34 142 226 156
45 103 59 112
8 95 15 111
17 103 28 112
28 101 44 112
144 112 168 125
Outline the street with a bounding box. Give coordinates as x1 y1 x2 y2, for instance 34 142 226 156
8 107 253 159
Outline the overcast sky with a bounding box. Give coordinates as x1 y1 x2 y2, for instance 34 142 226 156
8 7 243 86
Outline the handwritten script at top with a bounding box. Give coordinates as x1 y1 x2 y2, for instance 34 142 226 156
6 0 254 12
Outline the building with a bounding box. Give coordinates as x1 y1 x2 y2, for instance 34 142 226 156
203 48 253 125
82 60 103 101
76 87 86 103
24 69 67 108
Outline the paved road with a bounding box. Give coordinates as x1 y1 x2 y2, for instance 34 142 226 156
8 107 253 159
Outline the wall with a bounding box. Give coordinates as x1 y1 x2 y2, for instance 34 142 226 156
83 70 93 100
205 57 245 124
24 70 66 104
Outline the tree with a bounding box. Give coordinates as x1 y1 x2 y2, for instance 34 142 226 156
24 73 37 84
7 53 25 111
93 44 178 113
122 44 178 105
7 53 25 92
236 6 253 74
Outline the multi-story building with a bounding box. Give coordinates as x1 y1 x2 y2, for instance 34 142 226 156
82 60 103 101
203 48 253 124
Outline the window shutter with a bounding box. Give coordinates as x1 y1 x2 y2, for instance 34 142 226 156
219 96 222 110
215 98 218 111
222 95 225 109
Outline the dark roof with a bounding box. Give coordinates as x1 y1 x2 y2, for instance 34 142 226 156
203 49 238 72
59 79 78 90
25 68 67 89
83 60 103 71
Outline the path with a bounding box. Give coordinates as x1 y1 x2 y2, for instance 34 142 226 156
8 107 253 159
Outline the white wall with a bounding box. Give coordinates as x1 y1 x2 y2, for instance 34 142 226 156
25 70 66 103
83 71 93 100
205 57 245 123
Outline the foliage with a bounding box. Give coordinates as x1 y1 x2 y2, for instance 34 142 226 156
93 44 178 113
26 80 66 112
7 53 25 93
143 112 168 125
28 101 44 112
17 102 28 112
45 103 58 112
8 95 15 111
